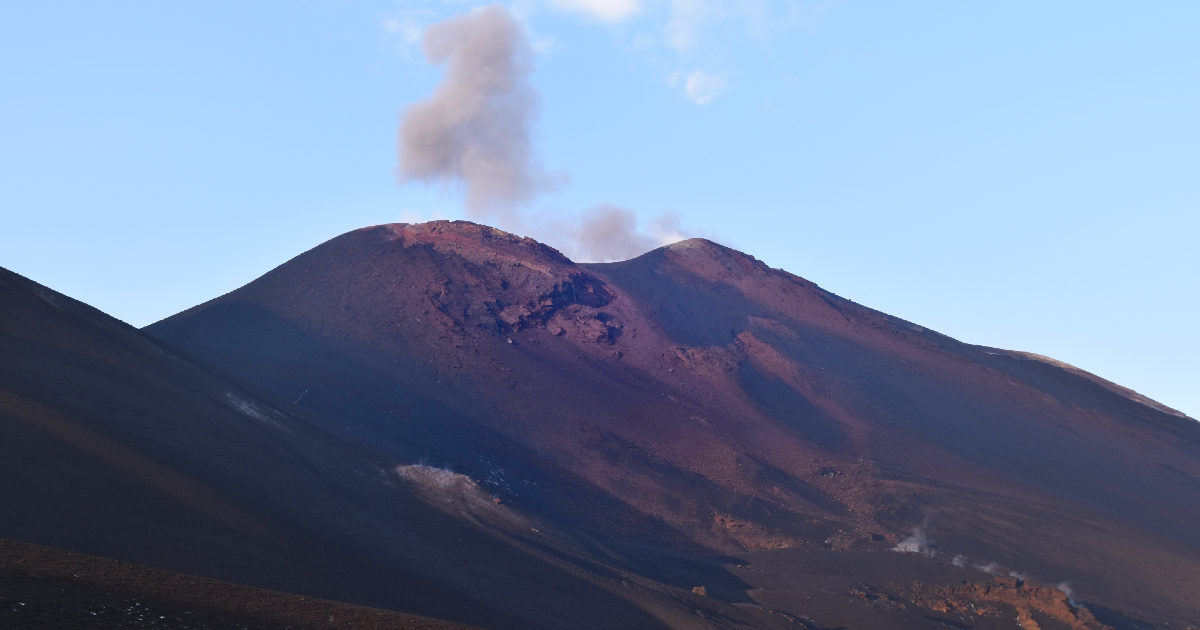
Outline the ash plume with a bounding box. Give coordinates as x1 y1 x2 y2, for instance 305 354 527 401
397 5 545 218
396 5 691 262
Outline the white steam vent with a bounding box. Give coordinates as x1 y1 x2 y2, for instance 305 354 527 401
394 464 506 517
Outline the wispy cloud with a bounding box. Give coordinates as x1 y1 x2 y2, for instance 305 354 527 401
664 0 705 52
546 0 642 22
665 0 811 52
385 1 822 104
658 0 812 103
382 13 425 47
684 69 726 104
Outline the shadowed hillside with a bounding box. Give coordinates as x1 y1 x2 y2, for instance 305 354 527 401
1 263 802 630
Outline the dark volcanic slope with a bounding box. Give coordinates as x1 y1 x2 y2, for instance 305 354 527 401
147 221 1200 626
0 538 473 630
1 264 797 630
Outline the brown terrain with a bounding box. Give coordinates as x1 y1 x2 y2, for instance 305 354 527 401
3 220 1198 628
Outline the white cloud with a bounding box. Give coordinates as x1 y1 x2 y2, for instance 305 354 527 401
547 0 642 22
383 14 426 46
661 0 804 103
383 1 816 103
665 0 707 52
684 69 726 104
666 0 809 52
382 5 441 60
530 34 560 54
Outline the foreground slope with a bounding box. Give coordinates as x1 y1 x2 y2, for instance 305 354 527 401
1 264 794 630
0 538 474 629
147 221 1200 626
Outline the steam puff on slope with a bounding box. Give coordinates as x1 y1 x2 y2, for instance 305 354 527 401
397 5 545 217
393 464 529 531
892 526 934 556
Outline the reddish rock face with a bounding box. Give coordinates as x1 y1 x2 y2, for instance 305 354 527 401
143 220 1199 625
905 576 1109 630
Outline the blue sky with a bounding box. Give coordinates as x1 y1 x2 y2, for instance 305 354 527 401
2 1 1196 418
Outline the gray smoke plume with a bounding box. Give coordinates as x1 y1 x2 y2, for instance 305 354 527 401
572 205 658 262
397 5 544 218
566 205 691 262
396 5 692 262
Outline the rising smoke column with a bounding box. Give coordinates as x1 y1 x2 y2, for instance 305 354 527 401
397 5 544 218
396 4 689 260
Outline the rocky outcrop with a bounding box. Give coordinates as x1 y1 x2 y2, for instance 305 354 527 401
907 576 1109 630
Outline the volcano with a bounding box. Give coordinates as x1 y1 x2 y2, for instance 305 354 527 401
0 259 786 629
3 220 1197 628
